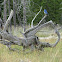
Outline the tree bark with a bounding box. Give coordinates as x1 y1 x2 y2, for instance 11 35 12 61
13 0 16 28
3 10 13 31
22 0 27 32
0 10 60 51
3 0 7 23
8 0 12 32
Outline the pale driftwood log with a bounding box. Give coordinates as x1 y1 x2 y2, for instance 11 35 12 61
0 10 60 52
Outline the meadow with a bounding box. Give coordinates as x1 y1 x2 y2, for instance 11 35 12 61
0 26 62 62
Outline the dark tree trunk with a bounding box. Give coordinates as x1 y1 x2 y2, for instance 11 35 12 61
8 0 12 32
22 0 27 32
3 0 7 23
13 0 16 28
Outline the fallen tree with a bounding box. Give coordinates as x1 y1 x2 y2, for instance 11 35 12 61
0 10 60 52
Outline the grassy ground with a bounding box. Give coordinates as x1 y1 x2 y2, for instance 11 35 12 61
0 26 62 62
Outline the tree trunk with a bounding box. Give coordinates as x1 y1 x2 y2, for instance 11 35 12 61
16 0 22 26
13 0 16 28
22 0 27 32
3 0 7 23
8 0 12 33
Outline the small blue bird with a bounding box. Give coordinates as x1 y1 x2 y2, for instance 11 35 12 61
44 9 48 15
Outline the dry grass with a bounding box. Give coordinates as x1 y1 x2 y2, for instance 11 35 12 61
0 26 62 62
0 39 62 62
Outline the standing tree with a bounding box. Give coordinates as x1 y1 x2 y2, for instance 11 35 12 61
21 0 27 32
8 0 12 32
13 0 16 28
3 0 7 23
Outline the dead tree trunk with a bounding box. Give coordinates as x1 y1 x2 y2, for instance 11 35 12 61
0 18 3 40
13 0 16 28
8 0 12 33
3 0 7 23
16 0 22 26
22 0 27 32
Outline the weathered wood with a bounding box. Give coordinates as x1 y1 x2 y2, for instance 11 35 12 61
8 0 12 33
24 20 60 47
0 21 60 51
0 9 60 52
0 31 39 51
13 0 16 28
31 6 42 28
3 10 13 31
3 0 7 23
22 0 27 32
24 21 54 37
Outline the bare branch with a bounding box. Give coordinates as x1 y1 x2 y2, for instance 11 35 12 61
37 20 60 48
3 10 13 31
38 15 47 25
24 21 52 37
31 6 42 28
51 29 60 47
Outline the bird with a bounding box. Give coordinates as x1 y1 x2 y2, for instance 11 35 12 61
44 9 48 15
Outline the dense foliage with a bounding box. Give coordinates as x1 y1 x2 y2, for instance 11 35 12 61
30 0 62 24
0 0 62 24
